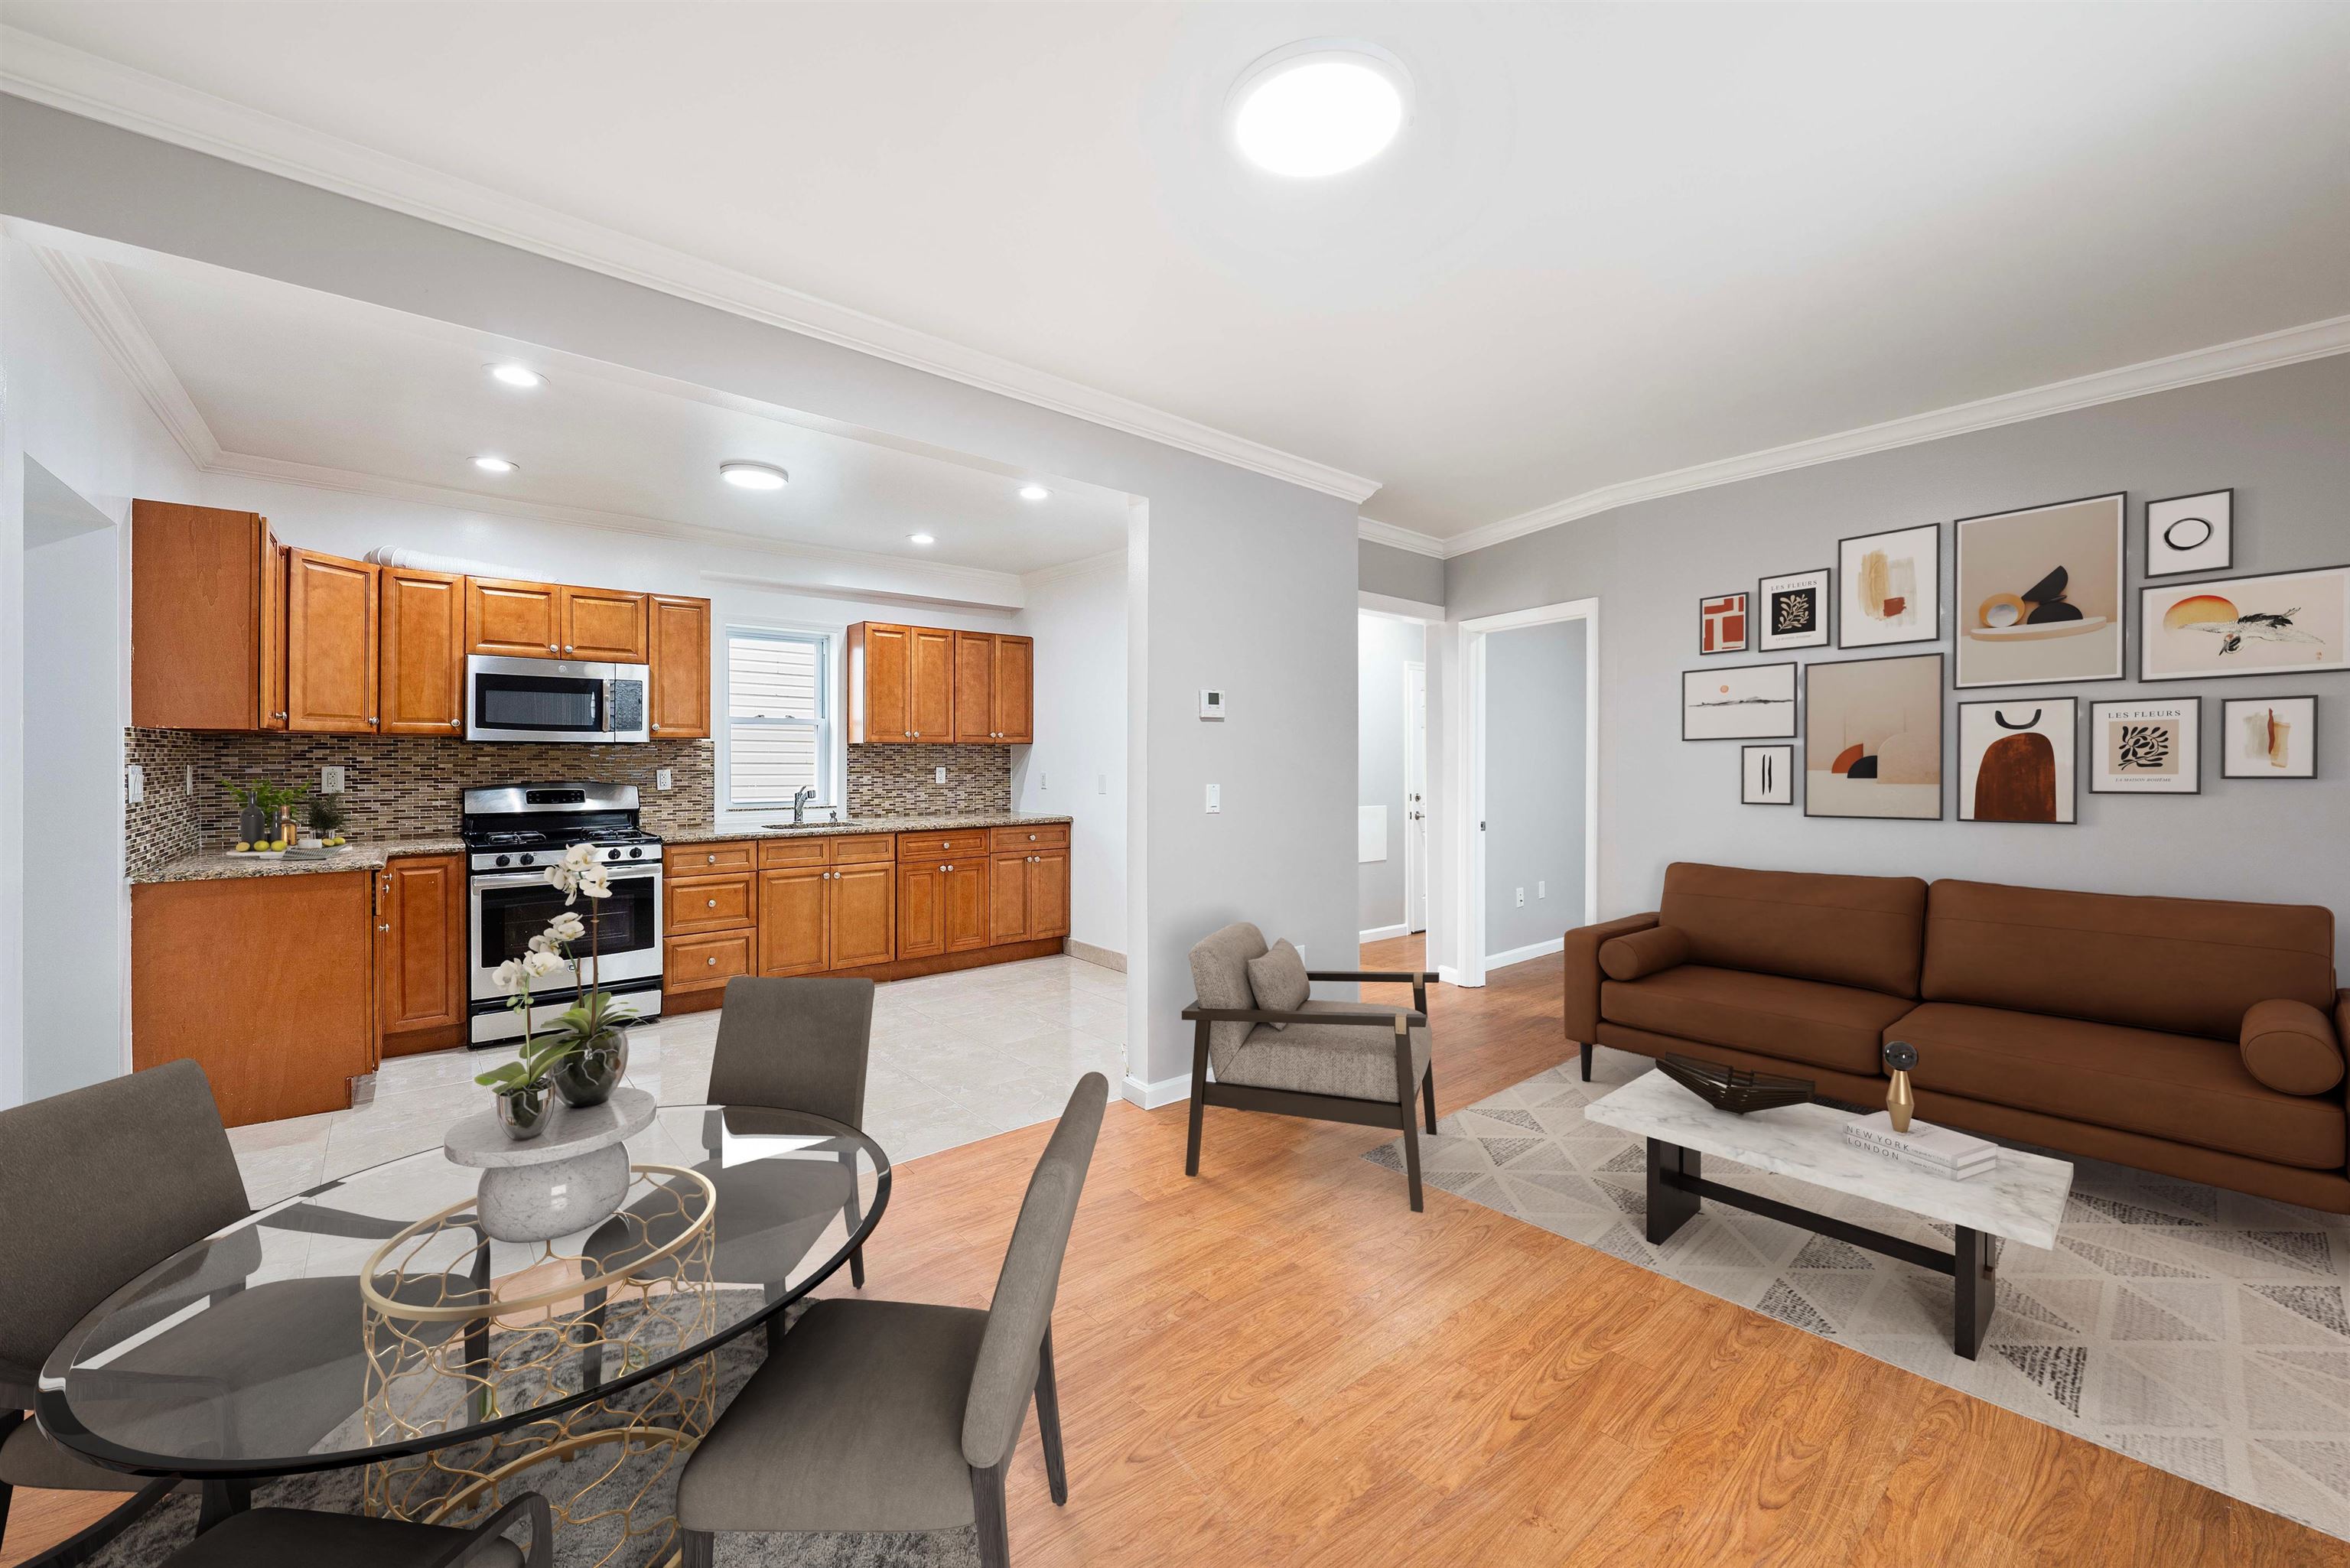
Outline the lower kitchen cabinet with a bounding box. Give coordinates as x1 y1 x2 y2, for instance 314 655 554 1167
379 854 467 1054
991 848 1070 944
897 857 989 959
668 929 753 997
757 866 828 976
830 862 897 968
132 873 377 1127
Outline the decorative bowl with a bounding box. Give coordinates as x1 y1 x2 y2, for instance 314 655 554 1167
1656 1055 1814 1114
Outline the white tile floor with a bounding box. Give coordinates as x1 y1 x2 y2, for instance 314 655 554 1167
226 955 1129 1205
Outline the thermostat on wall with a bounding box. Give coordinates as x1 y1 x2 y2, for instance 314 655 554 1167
1199 688 1226 721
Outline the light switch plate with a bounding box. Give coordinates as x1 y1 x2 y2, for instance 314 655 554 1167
1515 886 1525 907
1206 782 1221 814
935 766 947 784
1098 773 1107 795
1538 880 1547 899
126 763 145 804
656 769 673 791
321 766 346 795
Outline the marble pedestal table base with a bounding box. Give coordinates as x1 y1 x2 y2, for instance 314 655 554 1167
446 1088 658 1244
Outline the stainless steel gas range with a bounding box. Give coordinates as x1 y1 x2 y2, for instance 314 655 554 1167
461 782 664 1046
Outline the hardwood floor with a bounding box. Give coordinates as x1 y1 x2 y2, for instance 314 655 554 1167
5 936 2334 1565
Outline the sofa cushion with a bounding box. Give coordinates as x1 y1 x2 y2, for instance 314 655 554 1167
2241 999 2345 1096
1658 863 1928 997
1190 922 1268 1075
1246 939 1310 1028
1600 925 1689 981
1896 1002 2345 1170
1922 880 2335 1040
1221 1000 1430 1104
1601 965 1914 1076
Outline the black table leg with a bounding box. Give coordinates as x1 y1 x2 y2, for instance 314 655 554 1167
1953 1226 1997 1359
1645 1137 1701 1245
196 1478 251 1534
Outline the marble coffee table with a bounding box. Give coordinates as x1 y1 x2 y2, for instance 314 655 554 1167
1585 1069 2074 1358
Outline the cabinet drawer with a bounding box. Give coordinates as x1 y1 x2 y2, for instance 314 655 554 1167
989 823 1069 852
758 837 829 869
897 831 986 860
668 872 756 935
667 931 752 994
669 841 756 875
828 834 895 865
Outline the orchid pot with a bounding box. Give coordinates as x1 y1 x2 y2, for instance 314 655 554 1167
492 1079 554 1140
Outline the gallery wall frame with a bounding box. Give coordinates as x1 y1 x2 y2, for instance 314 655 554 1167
1758 568 1832 652
1681 661 1798 740
1957 697 2078 825
1837 522 1942 649
1802 650 1945 821
2143 489 2233 578
2139 564 2350 682
2220 695 2319 780
1741 744 1795 805
1953 492 2126 689
1698 591 1749 656
2088 697 2201 796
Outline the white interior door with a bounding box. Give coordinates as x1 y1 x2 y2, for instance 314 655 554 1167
1404 662 1428 934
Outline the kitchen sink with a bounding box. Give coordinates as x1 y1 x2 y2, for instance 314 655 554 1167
763 820 867 830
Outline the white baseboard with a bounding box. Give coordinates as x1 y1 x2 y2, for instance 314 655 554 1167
1484 935 1567 971
1122 1072 1191 1109
1359 922 1410 942
1063 939 1126 973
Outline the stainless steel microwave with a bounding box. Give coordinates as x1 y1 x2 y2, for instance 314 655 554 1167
465 653 649 743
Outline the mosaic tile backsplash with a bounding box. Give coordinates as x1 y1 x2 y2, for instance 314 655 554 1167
844 743 1013 818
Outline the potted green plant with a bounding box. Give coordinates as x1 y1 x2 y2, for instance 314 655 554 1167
472 942 574 1139
306 795 350 848
536 844 638 1108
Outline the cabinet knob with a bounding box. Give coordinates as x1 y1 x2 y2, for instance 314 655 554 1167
706 898 718 909
651 724 661 731
548 644 558 652
564 644 574 654
379 922 390 932
708 956 718 966
274 711 288 720
707 854 717 864
449 718 462 728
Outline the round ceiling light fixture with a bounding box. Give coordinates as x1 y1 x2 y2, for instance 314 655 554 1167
908 533 936 546
487 363 543 389
719 461 789 491
1017 483 1051 501
1229 42 1411 178
471 455 517 474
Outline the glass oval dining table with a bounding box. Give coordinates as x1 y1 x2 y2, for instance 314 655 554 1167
34 1103 889 1566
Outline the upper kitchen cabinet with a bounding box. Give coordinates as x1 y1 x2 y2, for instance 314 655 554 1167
954 633 994 743
379 567 466 735
851 622 1027 744
466 576 563 658
131 500 287 730
991 634 1033 743
648 594 712 739
285 549 380 733
561 585 648 662
910 626 955 741
847 622 910 743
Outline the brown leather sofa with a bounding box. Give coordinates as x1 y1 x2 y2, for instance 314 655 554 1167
1564 862 2350 1212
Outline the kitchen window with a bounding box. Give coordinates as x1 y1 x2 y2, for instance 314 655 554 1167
724 628 833 810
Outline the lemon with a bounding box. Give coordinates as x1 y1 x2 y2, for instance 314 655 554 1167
269 839 287 851
233 841 251 853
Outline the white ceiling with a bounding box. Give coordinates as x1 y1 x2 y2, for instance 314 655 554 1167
82 246 1134 574
9 4 2350 541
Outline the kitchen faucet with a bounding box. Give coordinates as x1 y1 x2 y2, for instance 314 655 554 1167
792 786 816 825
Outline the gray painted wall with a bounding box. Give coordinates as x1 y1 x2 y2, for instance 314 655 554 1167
1447 353 2350 971
1358 615 1424 934
1483 619 1587 958
0 96 1365 1096
1359 538 1444 605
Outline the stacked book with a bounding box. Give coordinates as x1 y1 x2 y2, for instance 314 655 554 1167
1844 1111 1997 1180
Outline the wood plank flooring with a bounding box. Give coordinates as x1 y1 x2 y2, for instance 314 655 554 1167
5 936 2335 1565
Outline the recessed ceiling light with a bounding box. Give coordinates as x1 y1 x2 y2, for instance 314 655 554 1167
472 456 517 473
487 363 543 389
1230 44 1410 177
720 461 789 491
1017 483 1051 501
908 533 936 546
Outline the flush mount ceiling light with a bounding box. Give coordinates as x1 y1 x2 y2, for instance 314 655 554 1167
1229 42 1411 177
472 456 517 473
487 363 543 389
719 461 789 491
1017 483 1051 501
908 533 936 546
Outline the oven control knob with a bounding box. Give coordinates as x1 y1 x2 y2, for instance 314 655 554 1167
518 853 535 866
606 848 621 860
629 847 643 858
495 854 511 867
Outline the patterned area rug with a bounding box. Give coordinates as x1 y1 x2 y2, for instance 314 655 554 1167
82 1296 975 1567
1366 1050 2350 1541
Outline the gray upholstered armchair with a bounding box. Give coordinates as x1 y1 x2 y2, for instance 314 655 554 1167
1181 922 1437 1210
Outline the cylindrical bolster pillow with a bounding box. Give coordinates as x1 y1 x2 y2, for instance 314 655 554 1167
2241 999 2345 1096
1600 925 1691 982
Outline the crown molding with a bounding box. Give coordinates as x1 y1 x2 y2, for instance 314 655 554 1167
1356 516 1446 558
1020 547 1127 590
1441 311 2350 560
30 243 222 468
0 29 1381 506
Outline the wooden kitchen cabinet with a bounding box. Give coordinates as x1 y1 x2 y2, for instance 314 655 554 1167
669 870 758 936
848 622 911 743
850 621 1033 745
379 567 466 735
760 839 898 975
991 634 1033 743
910 626 955 742
467 576 564 658
831 862 898 969
131 500 285 730
955 633 996 743
990 846 1069 943
757 866 829 976
668 930 753 997
649 594 712 739
286 548 380 733
132 873 376 1127
379 855 467 1053
561 585 648 662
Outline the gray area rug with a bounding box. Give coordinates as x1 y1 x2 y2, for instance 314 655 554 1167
1365 1050 2350 1541
80 1296 975 1567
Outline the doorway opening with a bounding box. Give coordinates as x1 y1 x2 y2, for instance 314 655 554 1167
1359 610 1432 951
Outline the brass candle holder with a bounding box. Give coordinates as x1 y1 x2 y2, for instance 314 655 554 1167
1883 1041 1918 1133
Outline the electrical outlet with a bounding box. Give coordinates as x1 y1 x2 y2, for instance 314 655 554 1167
321 766 346 795
1515 886 1526 907
935 766 947 784
1206 782 1221 814
1040 772 1048 791
184 766 194 793
126 763 145 804
1538 880 1547 899
656 768 673 791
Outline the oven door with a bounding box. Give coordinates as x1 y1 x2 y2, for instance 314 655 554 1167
466 654 650 743
470 864 664 1007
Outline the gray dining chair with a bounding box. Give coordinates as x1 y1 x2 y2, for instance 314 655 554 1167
711 975 877 1290
674 1072 1108 1568
158 1493 551 1566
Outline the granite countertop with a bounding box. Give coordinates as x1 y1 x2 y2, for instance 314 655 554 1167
132 837 470 885
662 812 1073 844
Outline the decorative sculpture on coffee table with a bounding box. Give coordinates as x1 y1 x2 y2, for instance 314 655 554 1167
1656 1055 1814 1114
1884 1041 1919 1132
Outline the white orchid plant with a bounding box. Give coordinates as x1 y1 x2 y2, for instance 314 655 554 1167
474 844 637 1093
